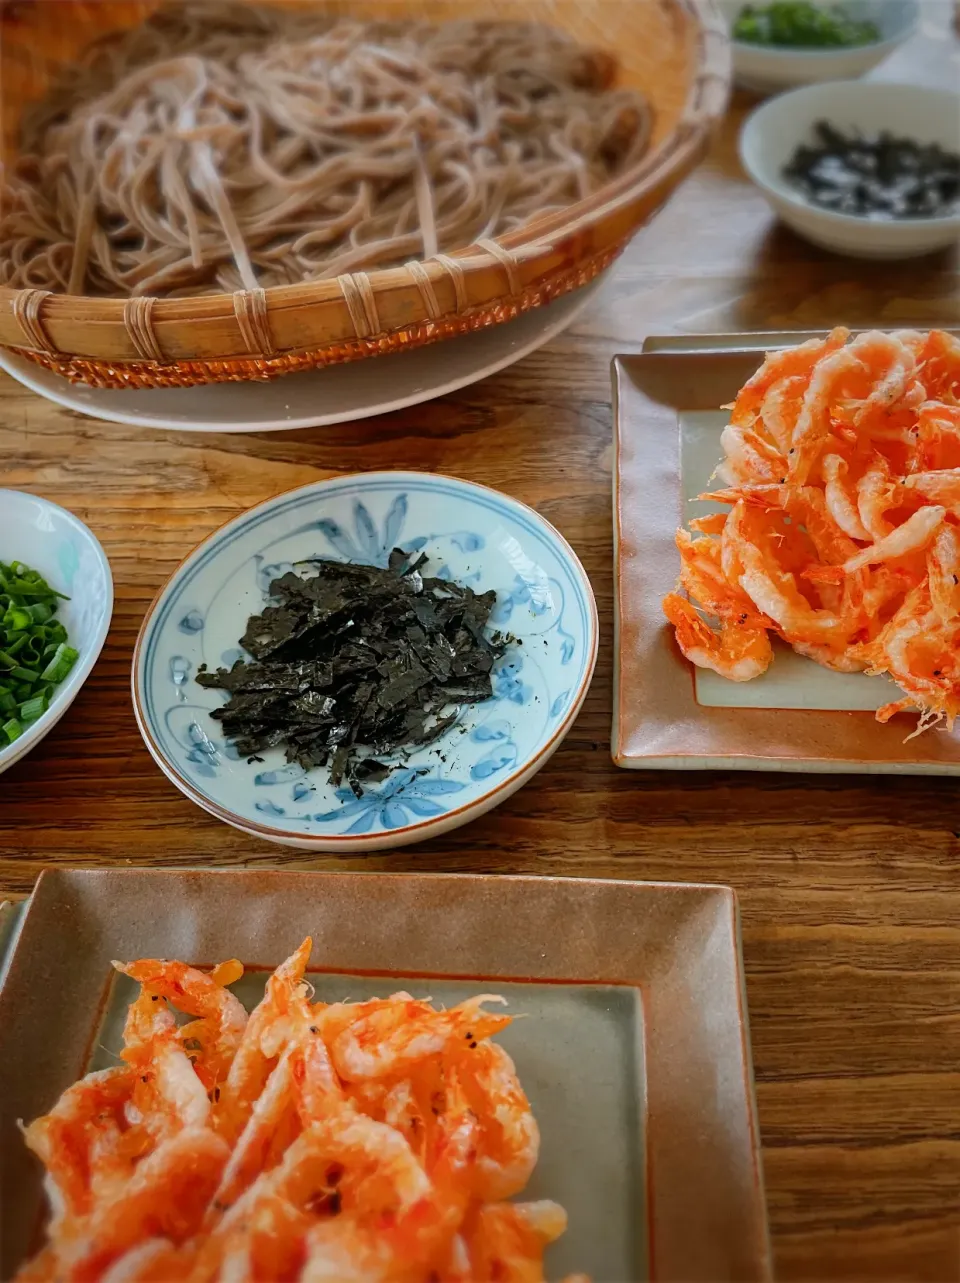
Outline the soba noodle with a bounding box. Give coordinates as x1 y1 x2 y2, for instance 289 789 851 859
0 2 653 298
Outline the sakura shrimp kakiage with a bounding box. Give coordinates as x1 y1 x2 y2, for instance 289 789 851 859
663 329 960 734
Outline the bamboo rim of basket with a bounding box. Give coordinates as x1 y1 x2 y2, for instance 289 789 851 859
10 242 623 389
0 0 731 383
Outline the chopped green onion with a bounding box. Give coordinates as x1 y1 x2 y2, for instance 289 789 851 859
19 694 47 723
3 579 56 598
1 717 23 744
40 642 79 684
27 601 53 625
4 606 31 631
732 2 881 48
0 560 77 747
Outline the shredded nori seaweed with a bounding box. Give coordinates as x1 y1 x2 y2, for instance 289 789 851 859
196 549 506 790
783 122 960 220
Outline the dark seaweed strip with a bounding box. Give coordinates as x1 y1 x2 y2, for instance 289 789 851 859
197 550 507 789
783 122 960 220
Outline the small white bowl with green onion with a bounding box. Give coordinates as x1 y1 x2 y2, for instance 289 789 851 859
718 0 919 95
0 491 113 775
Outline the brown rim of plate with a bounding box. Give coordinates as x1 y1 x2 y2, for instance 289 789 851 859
131 471 600 841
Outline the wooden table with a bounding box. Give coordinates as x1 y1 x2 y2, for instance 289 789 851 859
3 12 960 1281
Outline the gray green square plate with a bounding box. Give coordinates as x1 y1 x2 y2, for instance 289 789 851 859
0 870 770 1281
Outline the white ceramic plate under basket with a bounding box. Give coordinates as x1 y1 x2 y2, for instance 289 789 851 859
132 472 598 850
0 278 603 432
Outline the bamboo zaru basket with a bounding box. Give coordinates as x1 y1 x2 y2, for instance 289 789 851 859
0 0 730 388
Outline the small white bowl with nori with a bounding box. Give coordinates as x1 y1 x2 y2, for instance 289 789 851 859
132 472 598 851
740 79 960 258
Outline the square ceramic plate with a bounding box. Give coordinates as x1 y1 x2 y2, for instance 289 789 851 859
0 870 770 1283
612 333 960 774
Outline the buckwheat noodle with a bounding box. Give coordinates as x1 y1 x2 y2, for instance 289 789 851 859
0 2 653 298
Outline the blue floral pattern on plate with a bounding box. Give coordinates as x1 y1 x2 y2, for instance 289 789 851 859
136 473 596 850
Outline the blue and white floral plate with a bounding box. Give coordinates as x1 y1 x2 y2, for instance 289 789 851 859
132 473 598 850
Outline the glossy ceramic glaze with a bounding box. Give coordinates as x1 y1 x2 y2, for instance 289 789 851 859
0 491 113 775
740 81 960 259
133 473 598 849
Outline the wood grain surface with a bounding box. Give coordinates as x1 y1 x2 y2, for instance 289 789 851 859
2 9 960 1281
